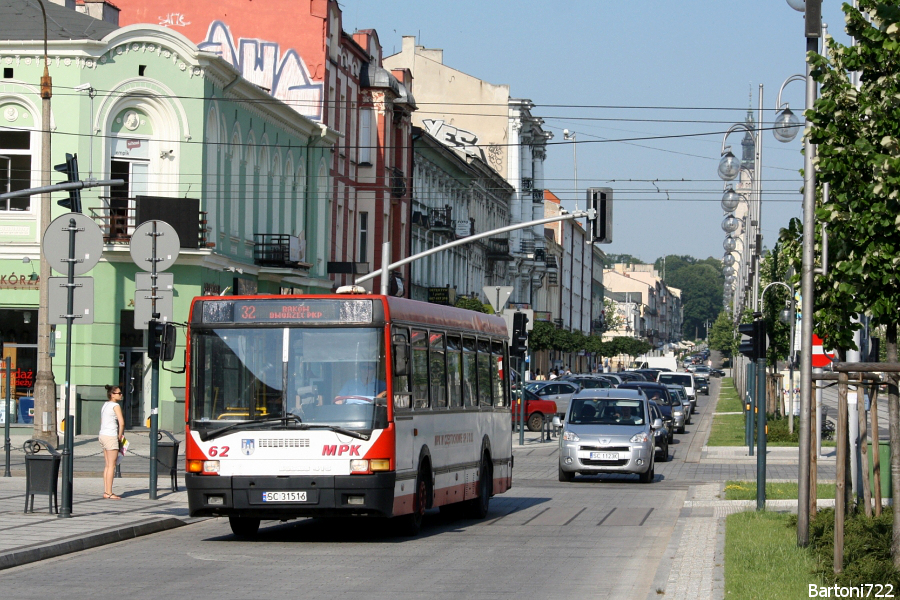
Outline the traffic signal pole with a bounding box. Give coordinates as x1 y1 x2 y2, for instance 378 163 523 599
756 354 767 510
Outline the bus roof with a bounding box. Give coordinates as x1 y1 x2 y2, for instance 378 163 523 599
385 296 508 337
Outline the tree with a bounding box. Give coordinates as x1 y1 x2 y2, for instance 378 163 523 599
797 0 900 564
604 253 645 267
454 296 490 313
663 260 723 340
603 297 624 331
708 310 736 358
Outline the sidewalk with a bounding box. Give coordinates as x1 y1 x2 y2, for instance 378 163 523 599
0 428 198 570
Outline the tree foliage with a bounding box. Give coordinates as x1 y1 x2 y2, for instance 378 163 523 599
708 310 736 357
658 254 724 340
454 296 491 314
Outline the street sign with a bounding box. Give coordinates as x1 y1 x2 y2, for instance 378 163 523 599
47 277 94 324
136 272 173 291
134 289 174 327
129 220 180 272
42 213 103 276
484 285 513 314
811 334 835 368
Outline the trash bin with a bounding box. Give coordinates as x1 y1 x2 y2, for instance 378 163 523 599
23 439 61 514
17 397 34 424
156 431 180 492
868 440 892 500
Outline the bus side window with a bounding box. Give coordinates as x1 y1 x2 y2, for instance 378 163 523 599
392 328 411 410
411 329 429 409
492 341 507 407
447 335 462 408
430 332 447 409
462 337 477 408
477 339 492 407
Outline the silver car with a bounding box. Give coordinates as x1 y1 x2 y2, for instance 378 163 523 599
665 384 692 424
527 380 580 418
557 389 663 483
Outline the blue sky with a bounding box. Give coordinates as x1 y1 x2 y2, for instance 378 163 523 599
341 0 852 263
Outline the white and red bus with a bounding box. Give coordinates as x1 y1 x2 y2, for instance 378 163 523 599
184 292 513 536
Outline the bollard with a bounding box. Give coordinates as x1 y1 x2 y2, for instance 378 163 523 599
23 439 61 514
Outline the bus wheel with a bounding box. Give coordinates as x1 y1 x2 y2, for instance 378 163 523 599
400 468 428 536
229 516 260 537
467 455 492 519
527 412 544 432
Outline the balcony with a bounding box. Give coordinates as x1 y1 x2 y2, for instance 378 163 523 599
429 207 452 231
485 239 513 262
253 233 306 268
90 195 211 249
391 167 406 199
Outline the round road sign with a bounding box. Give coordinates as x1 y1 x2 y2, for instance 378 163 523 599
42 212 104 276
129 220 180 272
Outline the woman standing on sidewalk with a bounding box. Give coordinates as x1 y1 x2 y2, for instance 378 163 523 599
99 385 125 500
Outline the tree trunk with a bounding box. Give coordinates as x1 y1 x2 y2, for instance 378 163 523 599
886 322 900 569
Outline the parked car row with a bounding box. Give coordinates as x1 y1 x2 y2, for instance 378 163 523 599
555 366 707 483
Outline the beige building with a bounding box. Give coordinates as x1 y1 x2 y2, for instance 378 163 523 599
603 265 682 348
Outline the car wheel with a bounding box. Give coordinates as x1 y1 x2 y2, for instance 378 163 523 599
229 516 260 538
639 459 655 483
527 412 544 432
686 414 692 425
558 466 575 482
657 442 669 462
677 426 685 434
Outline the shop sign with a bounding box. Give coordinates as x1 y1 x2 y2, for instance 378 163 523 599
533 311 552 322
0 367 34 389
0 272 39 289
428 287 453 306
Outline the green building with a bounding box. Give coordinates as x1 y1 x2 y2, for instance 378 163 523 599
0 4 337 434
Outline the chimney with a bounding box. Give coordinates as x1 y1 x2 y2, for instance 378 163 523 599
77 0 120 26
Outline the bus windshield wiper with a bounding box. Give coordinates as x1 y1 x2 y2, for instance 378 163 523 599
296 423 370 440
201 415 302 441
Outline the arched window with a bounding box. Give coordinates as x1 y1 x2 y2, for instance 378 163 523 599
205 107 219 235
244 137 257 240
258 144 270 234
230 130 241 237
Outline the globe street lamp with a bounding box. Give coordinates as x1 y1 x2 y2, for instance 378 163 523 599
722 185 741 212
774 74 806 143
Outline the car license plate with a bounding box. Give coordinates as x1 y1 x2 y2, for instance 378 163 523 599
262 491 308 502
590 452 619 460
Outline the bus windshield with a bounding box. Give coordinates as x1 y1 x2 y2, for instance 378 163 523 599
190 326 387 431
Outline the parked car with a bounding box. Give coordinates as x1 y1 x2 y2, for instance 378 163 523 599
560 375 612 390
617 381 678 440
595 373 624 387
657 372 698 410
649 400 670 462
557 388 661 483
710 368 725 378
618 371 648 382
512 387 558 432
633 368 662 382
665 384 692 424
526 380 580 418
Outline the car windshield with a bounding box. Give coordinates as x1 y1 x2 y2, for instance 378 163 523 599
190 326 386 431
659 374 692 387
524 382 543 392
569 398 645 426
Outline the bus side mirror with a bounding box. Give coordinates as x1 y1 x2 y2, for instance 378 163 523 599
393 335 409 376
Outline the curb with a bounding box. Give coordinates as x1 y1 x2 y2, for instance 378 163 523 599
0 516 196 571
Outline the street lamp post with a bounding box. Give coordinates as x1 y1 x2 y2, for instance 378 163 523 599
785 0 822 549
33 0 57 445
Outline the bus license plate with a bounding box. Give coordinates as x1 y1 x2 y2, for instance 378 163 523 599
590 452 619 460
262 491 308 502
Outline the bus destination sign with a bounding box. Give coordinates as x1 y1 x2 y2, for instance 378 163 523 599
233 299 372 324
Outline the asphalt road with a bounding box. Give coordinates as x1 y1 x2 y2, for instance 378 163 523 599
0 381 726 600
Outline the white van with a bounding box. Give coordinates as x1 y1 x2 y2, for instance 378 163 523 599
632 356 678 372
657 372 697 412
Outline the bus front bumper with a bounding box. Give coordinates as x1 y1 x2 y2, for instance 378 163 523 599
186 472 396 519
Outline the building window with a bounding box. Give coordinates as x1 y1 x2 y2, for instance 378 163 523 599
359 109 372 165
109 157 148 236
0 131 32 211
358 211 368 263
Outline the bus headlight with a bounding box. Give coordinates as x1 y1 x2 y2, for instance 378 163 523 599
350 459 369 473
350 459 391 473
202 460 220 473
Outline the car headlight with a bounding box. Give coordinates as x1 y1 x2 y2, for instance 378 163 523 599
673 410 683 416
563 430 580 442
630 432 650 443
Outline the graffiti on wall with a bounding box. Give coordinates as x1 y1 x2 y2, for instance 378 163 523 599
198 21 324 121
158 13 191 27
423 119 488 163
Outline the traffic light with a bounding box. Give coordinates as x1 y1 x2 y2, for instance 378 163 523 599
54 153 81 213
511 311 529 356
587 187 613 244
738 318 766 361
148 321 176 361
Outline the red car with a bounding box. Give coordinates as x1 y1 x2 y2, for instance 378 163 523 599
512 387 558 432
